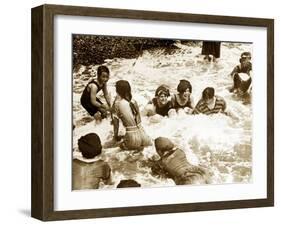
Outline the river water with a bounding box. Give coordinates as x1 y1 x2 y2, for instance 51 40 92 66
72 41 252 189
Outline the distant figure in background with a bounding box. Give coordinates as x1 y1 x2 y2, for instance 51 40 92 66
73 133 111 190
193 87 226 115
201 41 221 62
154 137 209 185
171 79 194 114
142 85 174 121
116 179 141 188
80 65 112 120
112 80 152 150
229 52 252 94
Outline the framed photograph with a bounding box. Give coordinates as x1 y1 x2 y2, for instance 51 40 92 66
31 4 274 221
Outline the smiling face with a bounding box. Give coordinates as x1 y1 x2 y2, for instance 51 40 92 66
157 94 168 106
240 53 251 66
98 72 109 85
179 88 191 99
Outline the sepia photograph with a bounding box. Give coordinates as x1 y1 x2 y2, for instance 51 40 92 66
30 3 274 220
72 35 253 190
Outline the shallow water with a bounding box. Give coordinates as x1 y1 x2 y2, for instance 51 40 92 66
73 42 252 188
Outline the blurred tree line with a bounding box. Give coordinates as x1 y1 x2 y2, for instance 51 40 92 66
72 35 176 68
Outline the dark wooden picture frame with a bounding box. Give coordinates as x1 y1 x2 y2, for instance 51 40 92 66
31 4 274 221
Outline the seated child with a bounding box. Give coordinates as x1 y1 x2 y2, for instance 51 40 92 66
171 79 194 114
229 52 252 94
154 137 209 185
193 87 227 115
80 65 112 120
143 85 174 118
112 80 152 150
72 133 111 190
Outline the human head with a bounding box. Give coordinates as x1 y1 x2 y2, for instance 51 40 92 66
78 133 102 159
115 80 132 101
117 179 141 188
177 79 192 94
116 80 139 116
155 85 170 105
202 87 215 102
239 52 252 63
154 137 175 157
97 65 110 85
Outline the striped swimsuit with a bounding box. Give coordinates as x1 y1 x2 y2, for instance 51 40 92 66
193 96 226 115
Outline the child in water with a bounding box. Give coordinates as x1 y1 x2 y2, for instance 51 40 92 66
112 80 152 150
229 52 252 94
171 79 194 114
80 65 112 120
142 85 174 122
143 85 173 117
154 137 209 185
193 87 227 115
73 133 111 190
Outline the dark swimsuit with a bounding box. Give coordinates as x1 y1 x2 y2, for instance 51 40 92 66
152 98 172 117
232 64 252 93
80 80 104 116
173 94 192 110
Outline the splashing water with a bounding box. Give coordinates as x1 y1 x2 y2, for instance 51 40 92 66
73 42 252 189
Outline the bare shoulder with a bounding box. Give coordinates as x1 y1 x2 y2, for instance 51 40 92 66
88 82 98 91
131 99 138 105
115 99 127 108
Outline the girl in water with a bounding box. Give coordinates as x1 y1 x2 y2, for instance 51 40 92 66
112 80 152 150
154 137 209 185
229 52 252 94
142 85 174 122
171 79 194 114
193 87 226 115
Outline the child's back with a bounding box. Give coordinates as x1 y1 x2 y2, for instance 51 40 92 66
73 159 111 190
73 133 111 190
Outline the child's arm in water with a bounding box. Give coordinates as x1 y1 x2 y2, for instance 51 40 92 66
218 98 238 120
90 84 108 111
142 102 156 117
222 101 239 121
184 95 195 114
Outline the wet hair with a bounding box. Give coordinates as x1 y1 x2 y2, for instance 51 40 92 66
78 133 102 159
117 179 141 188
154 137 175 157
155 85 170 97
116 80 138 116
202 87 215 100
97 65 110 78
177 79 192 93
239 52 252 63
